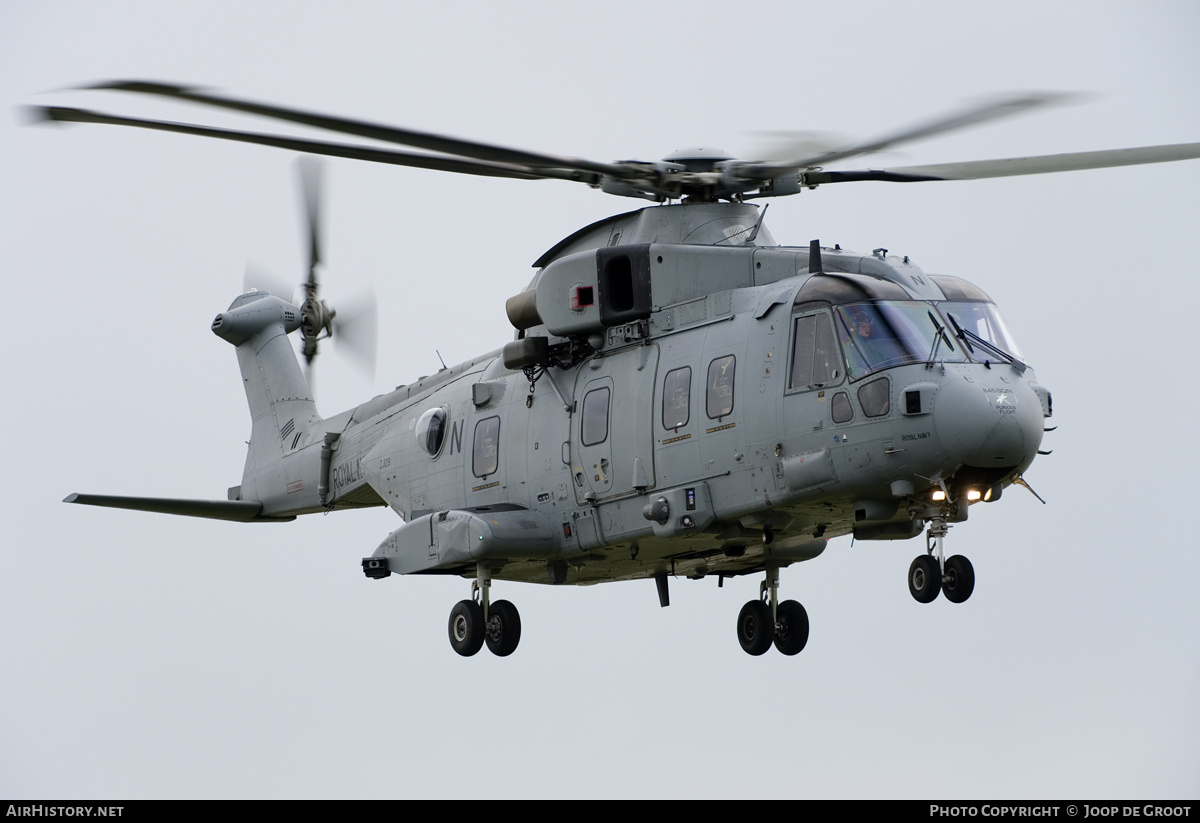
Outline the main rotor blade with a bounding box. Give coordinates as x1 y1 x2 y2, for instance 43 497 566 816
809 142 1200 183
84 80 626 179
746 92 1077 177
29 105 554 180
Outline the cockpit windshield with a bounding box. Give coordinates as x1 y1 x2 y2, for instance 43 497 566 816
834 301 967 379
939 302 1025 362
793 272 1028 381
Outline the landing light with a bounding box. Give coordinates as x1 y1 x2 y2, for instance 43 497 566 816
966 489 982 501
931 490 946 502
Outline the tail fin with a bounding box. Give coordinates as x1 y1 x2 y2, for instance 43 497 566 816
212 291 322 514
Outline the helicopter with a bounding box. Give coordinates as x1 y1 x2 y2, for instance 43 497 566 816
34 82 1200 658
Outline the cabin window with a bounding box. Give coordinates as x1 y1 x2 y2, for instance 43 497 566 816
581 387 610 447
857 377 891 418
831 391 854 424
472 416 501 478
414 407 448 456
707 355 735 419
662 367 691 430
789 313 841 390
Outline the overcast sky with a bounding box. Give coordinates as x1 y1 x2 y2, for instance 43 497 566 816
3 0 1198 799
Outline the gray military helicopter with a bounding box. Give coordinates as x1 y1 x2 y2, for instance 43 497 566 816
36 82 1200 657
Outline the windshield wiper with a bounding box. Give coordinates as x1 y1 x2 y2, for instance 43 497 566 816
925 310 955 368
946 312 1027 373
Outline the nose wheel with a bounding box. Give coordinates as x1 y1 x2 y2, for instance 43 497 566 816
909 518 975 604
448 564 522 657
736 567 810 656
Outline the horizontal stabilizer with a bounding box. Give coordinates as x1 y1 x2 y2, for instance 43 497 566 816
62 493 294 522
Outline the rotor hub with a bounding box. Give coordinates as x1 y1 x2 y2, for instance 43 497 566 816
660 147 736 174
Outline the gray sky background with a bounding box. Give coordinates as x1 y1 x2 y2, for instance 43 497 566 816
2 0 1198 799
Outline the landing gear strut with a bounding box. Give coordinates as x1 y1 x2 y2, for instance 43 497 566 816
447 563 522 657
908 516 975 604
736 566 809 656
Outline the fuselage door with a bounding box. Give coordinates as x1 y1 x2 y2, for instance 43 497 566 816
571 345 660 503
574 376 614 498
783 309 848 446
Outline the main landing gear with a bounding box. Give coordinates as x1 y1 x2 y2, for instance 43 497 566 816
908 517 975 604
736 566 809 656
448 564 522 657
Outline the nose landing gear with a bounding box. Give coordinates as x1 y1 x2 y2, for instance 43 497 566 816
736 566 810 656
908 517 975 604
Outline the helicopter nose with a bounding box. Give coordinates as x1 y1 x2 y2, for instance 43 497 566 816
934 376 1044 470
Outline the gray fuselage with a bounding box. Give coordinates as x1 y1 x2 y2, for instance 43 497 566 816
242 203 1048 587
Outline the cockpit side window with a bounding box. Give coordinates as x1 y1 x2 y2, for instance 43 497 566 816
789 313 842 390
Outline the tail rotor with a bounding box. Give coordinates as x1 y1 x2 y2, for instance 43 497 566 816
246 156 378 386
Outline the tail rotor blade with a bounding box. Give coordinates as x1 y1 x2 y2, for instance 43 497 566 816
333 292 378 377
297 155 323 289
304 356 316 403
243 261 296 303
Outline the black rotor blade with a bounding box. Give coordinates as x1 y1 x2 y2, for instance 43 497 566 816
29 106 556 180
744 92 1078 178
808 142 1200 184
84 80 626 179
